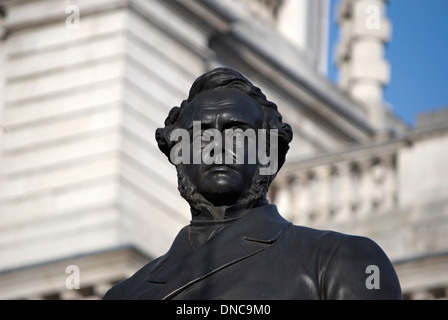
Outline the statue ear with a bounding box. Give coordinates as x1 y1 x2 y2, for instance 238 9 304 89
165 106 181 126
276 122 293 172
155 127 170 159
156 106 183 160
281 122 293 143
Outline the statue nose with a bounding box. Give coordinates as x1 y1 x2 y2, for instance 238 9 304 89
205 136 225 164
214 152 223 164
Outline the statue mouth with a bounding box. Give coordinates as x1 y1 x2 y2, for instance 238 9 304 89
205 164 237 174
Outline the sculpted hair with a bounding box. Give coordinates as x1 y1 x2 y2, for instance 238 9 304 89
155 67 293 212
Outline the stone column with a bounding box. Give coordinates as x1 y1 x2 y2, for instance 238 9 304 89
334 162 352 220
274 179 293 220
371 158 386 211
315 165 331 222
336 0 391 134
381 153 397 210
289 174 306 225
358 159 373 217
304 171 318 223
348 162 362 216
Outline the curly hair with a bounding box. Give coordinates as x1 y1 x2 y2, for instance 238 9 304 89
155 67 293 214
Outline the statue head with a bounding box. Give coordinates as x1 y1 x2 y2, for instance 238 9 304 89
155 67 293 217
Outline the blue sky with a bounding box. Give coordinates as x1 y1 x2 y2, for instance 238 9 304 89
327 0 448 127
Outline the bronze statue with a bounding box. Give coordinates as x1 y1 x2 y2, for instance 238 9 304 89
104 68 402 300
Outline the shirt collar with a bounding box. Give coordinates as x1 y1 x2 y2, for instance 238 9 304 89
189 197 269 225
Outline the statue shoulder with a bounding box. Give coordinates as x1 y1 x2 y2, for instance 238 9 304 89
103 255 167 300
283 224 401 299
318 232 402 299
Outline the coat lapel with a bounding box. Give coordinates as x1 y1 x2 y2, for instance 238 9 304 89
145 204 291 300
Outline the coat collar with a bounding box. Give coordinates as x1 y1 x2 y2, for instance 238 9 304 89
145 204 291 299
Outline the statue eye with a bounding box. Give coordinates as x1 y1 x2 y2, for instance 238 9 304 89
232 131 244 148
202 130 214 141
225 128 252 148
192 130 215 148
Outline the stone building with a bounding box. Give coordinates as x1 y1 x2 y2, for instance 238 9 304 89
0 0 446 299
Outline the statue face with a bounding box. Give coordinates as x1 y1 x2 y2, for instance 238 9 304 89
176 88 265 207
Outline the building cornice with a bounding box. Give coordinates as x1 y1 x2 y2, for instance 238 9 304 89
0 0 128 33
280 137 405 176
1 0 398 143
280 119 448 176
168 0 376 143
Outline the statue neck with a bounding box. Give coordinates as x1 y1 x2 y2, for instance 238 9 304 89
190 197 268 224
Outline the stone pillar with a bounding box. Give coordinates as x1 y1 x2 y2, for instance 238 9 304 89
348 162 362 216
289 174 305 225
297 173 308 224
382 153 397 210
358 159 373 217
304 171 318 223
369 154 397 213
371 158 386 211
274 180 293 220
336 0 391 134
315 165 331 222
334 162 352 220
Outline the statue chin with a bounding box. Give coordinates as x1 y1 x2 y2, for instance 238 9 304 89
200 192 239 208
199 175 242 204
